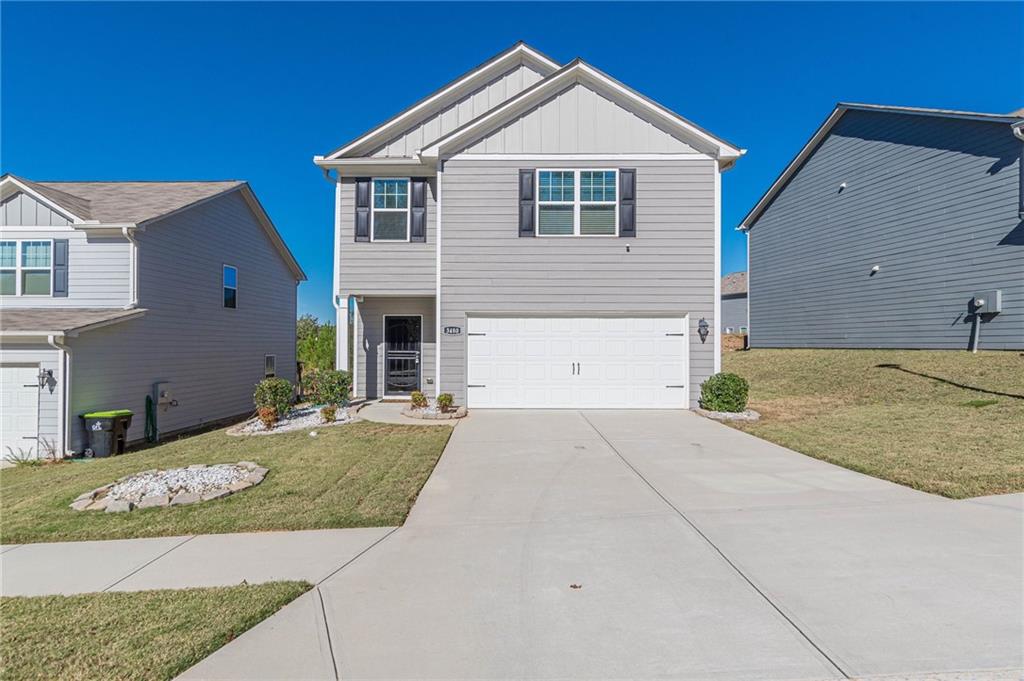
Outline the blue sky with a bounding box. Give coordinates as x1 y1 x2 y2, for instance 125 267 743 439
3 2 1021 321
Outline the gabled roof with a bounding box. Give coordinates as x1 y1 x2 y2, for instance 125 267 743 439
1 175 306 280
739 102 1024 231
322 42 560 160
721 272 747 296
418 59 744 165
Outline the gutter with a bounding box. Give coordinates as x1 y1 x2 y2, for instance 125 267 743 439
46 334 72 456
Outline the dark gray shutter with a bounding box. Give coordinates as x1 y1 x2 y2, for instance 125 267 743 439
619 169 636 238
410 178 427 242
518 169 535 237
53 239 69 297
355 178 371 242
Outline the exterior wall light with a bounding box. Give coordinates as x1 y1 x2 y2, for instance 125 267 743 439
698 318 710 343
37 368 54 388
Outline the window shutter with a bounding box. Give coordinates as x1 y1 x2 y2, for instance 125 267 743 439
355 178 371 242
53 239 69 297
619 168 636 238
410 178 427 242
518 169 535 237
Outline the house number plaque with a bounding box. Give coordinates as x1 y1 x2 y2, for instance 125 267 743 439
443 326 462 336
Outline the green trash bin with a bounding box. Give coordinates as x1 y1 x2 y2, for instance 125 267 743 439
81 410 134 457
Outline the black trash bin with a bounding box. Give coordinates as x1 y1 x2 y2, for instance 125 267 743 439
81 410 134 457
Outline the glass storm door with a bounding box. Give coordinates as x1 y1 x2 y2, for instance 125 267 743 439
384 316 421 395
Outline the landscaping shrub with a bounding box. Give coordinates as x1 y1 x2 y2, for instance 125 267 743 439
410 391 428 409
436 393 454 413
312 370 351 406
699 373 749 413
254 378 293 416
257 407 278 430
320 405 337 423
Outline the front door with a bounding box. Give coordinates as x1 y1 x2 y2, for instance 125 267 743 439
384 316 421 396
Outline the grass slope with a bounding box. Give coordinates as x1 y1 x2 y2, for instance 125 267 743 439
1 421 451 544
723 349 1024 498
0 582 310 681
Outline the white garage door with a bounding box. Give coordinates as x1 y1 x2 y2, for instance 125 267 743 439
1 366 40 459
467 316 688 409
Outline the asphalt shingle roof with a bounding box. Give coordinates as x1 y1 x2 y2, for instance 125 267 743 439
722 272 747 296
0 308 146 334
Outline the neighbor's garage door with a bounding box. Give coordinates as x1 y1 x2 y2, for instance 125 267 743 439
467 317 688 409
1 366 40 459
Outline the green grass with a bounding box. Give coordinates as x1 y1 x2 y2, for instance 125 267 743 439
0 421 451 544
723 349 1024 499
0 582 310 680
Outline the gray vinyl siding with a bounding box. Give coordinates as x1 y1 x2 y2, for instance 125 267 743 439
353 295 435 399
0 342 61 454
721 295 747 332
749 110 1024 350
439 158 717 407
64 190 298 451
369 63 546 158
1 191 72 226
461 83 698 155
338 177 436 295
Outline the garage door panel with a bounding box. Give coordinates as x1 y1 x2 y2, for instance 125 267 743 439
1 366 40 459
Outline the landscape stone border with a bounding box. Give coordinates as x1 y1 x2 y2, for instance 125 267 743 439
401 406 468 420
69 462 268 513
694 407 761 422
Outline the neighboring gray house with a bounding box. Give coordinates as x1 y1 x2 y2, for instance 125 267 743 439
721 271 747 333
314 42 743 409
0 175 305 458
740 103 1024 350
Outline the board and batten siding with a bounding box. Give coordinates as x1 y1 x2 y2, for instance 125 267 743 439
1 192 131 308
369 63 547 158
0 342 61 454
439 158 717 407
749 110 1024 350
65 190 298 451
460 83 699 155
354 296 435 399
337 177 436 295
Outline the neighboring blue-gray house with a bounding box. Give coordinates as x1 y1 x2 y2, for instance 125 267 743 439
721 271 747 333
0 175 306 458
740 103 1023 350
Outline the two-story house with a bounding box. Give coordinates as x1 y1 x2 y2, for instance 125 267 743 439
315 43 742 409
0 175 305 458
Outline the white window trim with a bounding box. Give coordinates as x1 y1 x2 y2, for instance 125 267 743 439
370 177 411 243
264 354 276 378
535 169 619 238
1 238 54 297
223 264 238 309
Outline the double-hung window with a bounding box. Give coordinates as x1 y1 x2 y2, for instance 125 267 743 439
371 178 410 241
537 170 618 236
223 265 238 308
1 239 53 296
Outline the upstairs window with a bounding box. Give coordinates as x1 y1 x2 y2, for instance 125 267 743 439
372 178 410 241
537 170 618 236
1 240 52 296
223 265 237 308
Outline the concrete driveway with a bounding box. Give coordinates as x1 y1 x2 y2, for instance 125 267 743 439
182 410 1022 680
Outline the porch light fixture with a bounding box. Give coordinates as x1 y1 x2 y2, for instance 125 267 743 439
37 368 53 388
698 318 710 343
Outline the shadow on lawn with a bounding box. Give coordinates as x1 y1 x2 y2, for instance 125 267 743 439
875 364 1024 400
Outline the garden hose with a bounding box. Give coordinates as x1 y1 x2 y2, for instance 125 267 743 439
144 394 158 443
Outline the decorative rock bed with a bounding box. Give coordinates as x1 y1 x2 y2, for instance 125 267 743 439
228 405 354 436
401 405 468 420
69 462 267 512
694 407 761 422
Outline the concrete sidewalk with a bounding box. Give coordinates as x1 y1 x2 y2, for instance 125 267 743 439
0 527 393 597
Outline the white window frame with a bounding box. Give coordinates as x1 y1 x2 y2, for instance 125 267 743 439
264 354 276 378
223 264 238 309
1 239 54 297
536 169 619 238
370 177 411 243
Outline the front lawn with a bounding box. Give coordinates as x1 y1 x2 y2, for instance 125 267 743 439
723 349 1024 498
0 421 451 544
0 581 309 680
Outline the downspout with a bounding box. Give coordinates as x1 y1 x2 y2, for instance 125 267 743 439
323 168 346 371
46 334 71 456
121 226 139 309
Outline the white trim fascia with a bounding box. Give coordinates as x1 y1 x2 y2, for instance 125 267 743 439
713 166 722 375
121 226 139 309
449 153 713 161
0 176 87 223
45 334 69 455
1012 120 1024 141
420 61 743 161
314 157 436 174
323 43 560 160
352 297 360 399
435 161 443 398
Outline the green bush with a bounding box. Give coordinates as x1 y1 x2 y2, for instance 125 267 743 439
436 393 454 413
254 378 293 416
313 370 351 407
699 373 749 413
410 391 428 409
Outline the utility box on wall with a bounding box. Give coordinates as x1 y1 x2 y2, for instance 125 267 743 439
971 290 1003 315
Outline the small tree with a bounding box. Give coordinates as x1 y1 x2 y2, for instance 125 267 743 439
254 377 293 416
699 373 749 413
297 315 336 372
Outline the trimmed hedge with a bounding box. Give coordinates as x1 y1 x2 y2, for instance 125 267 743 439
699 373 749 413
